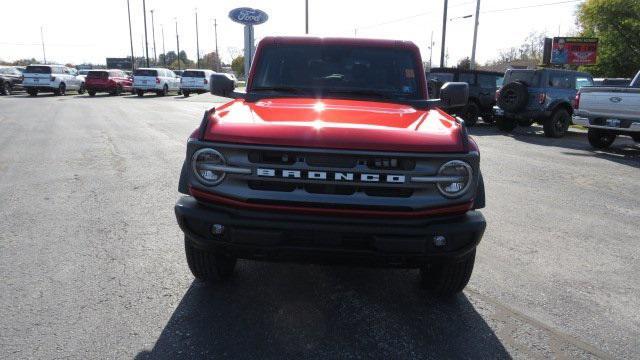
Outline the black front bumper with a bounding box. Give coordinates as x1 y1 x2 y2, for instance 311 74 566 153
175 196 486 268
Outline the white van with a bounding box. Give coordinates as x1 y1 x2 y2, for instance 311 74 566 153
22 64 85 96
132 68 180 96
180 69 215 97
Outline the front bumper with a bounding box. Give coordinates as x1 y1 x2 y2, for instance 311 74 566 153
175 196 486 267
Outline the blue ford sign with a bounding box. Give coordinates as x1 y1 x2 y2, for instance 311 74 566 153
228 7 268 26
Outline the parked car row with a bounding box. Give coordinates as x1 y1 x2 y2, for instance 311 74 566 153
1 64 240 99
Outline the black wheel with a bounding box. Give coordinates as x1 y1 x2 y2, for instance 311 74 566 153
183 91 190 97
88 90 96 97
462 102 480 127
543 109 570 138
496 116 517 132
115 85 122 96
27 89 38 96
482 114 495 124
632 134 640 143
1 82 10 95
54 83 66 96
420 250 475 296
184 238 237 282
497 81 528 112
136 90 144 97
587 128 616 149
78 82 85 95
159 84 168 96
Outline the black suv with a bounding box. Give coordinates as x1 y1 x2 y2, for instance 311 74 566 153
0 66 24 95
428 68 504 126
494 68 594 137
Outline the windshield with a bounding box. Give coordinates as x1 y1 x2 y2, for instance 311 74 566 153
134 69 157 77
427 73 455 82
251 45 422 99
182 70 205 78
505 70 540 86
24 65 52 74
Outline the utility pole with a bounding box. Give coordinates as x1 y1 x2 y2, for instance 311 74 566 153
161 24 166 66
126 0 135 71
429 31 434 69
305 0 309 34
40 26 47 64
470 0 481 69
151 9 157 64
142 0 150 67
440 0 448 67
175 19 181 71
213 19 219 71
195 9 200 68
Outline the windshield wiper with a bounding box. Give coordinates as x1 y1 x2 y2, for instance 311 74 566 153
251 86 306 94
323 89 396 99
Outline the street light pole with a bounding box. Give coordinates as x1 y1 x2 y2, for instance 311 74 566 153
175 19 181 71
195 9 200 68
151 9 157 64
305 0 309 34
40 26 47 64
161 24 166 66
440 0 448 67
142 0 150 67
126 0 135 71
470 0 481 70
213 19 219 71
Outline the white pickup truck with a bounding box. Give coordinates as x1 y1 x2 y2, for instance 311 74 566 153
573 70 640 149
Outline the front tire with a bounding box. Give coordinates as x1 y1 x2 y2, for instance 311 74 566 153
587 128 616 149
183 91 190 97
1 82 10 95
420 250 476 297
136 90 144 97
78 82 85 95
88 90 96 97
27 89 38 96
185 239 237 282
496 116 517 132
462 102 479 127
54 83 66 96
543 109 570 138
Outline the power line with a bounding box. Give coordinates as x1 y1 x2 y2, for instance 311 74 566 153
482 0 583 14
356 1 476 31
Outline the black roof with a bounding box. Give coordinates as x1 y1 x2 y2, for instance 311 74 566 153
428 67 504 76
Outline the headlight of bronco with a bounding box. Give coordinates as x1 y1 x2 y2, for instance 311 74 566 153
436 160 473 198
192 148 226 186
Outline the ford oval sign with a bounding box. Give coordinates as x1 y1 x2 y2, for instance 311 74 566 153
229 7 268 25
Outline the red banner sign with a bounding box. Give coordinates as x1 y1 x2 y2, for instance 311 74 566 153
551 37 598 65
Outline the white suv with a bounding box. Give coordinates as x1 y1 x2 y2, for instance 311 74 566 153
22 64 85 96
132 68 180 97
180 69 215 97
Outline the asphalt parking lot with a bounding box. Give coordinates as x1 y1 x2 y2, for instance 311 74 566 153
0 93 638 359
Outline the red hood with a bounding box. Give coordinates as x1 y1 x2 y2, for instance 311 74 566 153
202 98 465 152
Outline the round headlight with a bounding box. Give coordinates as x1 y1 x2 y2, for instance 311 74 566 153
436 160 472 198
192 148 226 186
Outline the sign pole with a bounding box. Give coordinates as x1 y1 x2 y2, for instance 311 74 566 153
244 25 253 79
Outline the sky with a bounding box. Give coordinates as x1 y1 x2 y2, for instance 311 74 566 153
0 0 583 66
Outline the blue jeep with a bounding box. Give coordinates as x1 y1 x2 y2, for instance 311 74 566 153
494 68 594 137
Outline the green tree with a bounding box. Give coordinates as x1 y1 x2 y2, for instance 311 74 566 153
577 0 640 77
201 52 221 71
231 56 244 77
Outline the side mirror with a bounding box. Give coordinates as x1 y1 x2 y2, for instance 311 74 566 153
438 82 469 109
210 74 238 98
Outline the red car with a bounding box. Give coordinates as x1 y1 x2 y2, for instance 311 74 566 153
85 69 132 96
175 37 485 296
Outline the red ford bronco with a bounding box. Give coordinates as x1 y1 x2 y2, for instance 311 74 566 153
175 37 486 296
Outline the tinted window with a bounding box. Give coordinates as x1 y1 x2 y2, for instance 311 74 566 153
459 73 476 85
252 45 422 99
88 71 108 79
548 73 572 89
25 66 52 74
134 69 158 76
505 70 540 87
478 74 501 88
183 70 205 78
575 76 593 90
428 72 454 82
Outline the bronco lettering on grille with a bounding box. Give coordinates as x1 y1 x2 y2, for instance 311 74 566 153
256 168 406 184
